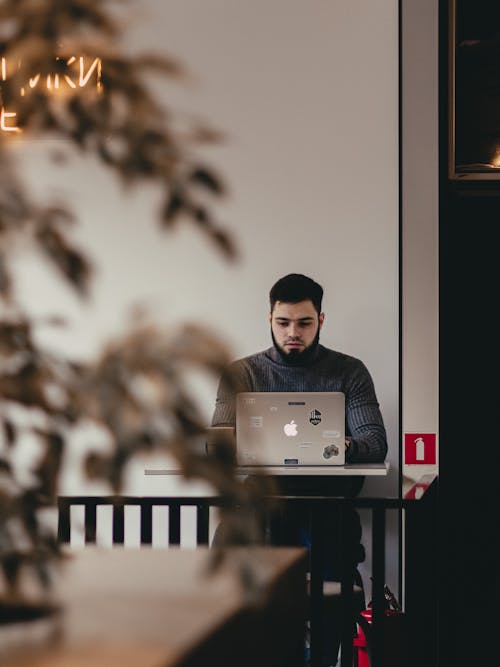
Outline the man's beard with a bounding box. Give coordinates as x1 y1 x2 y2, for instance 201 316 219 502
271 328 320 366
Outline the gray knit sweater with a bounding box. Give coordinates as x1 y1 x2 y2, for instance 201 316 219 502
212 344 387 464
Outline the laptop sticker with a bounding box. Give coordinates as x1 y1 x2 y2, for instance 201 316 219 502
309 409 322 426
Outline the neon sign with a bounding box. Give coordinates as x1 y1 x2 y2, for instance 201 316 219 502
0 56 103 133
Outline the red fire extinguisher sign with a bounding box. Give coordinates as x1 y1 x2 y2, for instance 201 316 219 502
404 433 436 465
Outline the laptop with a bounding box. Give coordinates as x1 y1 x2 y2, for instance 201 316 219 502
236 392 346 467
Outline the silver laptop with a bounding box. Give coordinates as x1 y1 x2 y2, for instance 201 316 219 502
236 392 345 467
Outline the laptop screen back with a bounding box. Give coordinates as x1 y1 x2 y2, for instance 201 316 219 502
236 391 345 467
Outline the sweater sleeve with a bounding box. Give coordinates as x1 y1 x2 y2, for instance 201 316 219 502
211 360 253 426
344 361 388 464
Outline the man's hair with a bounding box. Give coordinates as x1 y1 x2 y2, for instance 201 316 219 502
269 273 324 313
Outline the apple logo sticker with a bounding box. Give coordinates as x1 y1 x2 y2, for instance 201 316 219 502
284 420 298 437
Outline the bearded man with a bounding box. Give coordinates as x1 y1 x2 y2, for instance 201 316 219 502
211 273 388 666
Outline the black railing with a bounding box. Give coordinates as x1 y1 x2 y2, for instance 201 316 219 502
57 478 437 667
57 495 225 547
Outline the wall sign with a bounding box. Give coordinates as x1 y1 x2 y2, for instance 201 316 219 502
404 433 437 465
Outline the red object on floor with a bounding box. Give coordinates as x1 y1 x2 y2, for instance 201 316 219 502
353 608 405 667
353 609 371 667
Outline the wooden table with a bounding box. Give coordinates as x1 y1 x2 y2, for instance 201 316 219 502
1 547 307 667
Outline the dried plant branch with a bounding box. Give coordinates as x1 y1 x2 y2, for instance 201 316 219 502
0 0 270 605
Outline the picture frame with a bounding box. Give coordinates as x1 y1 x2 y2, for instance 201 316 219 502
449 0 500 182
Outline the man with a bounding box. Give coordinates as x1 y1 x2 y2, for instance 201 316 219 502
211 273 388 665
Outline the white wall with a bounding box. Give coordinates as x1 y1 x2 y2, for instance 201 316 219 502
402 0 439 476
9 0 400 588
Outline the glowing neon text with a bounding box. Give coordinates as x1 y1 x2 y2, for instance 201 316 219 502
1 56 103 133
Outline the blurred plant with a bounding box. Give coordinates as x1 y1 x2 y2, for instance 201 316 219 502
0 0 273 606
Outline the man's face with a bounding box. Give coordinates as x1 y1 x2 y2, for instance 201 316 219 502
270 300 324 357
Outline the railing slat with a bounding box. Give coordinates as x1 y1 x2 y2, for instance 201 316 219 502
168 503 181 545
57 497 71 544
309 505 325 667
196 504 210 545
140 502 153 545
112 502 125 544
371 507 386 667
339 505 355 667
84 501 97 544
